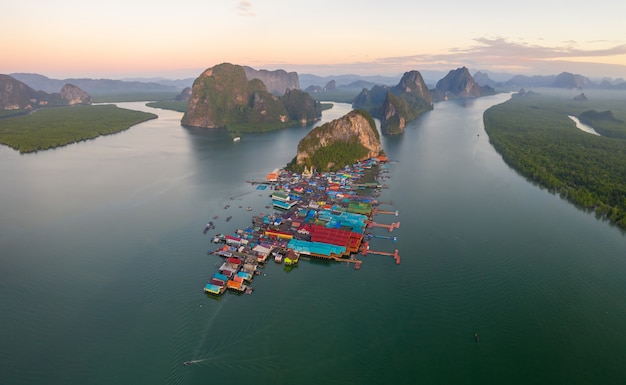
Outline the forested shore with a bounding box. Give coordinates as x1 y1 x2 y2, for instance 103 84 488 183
0 105 157 153
484 91 626 230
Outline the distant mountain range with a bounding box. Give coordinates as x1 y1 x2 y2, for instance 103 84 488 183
299 71 456 89
0 74 92 110
472 71 626 90
9 73 182 95
6 68 626 102
352 67 494 134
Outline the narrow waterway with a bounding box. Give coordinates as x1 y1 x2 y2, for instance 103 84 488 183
569 115 601 136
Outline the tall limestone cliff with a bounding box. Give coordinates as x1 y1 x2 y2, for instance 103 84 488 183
353 70 432 135
431 67 495 101
182 63 250 128
243 66 300 95
181 63 319 131
282 88 322 124
352 84 390 112
175 87 192 102
552 72 593 89
379 71 433 135
0 74 91 110
59 84 92 105
0 74 45 110
291 109 381 172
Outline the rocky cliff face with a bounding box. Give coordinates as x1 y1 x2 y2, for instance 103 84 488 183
380 95 405 134
473 71 498 88
391 70 432 103
60 84 92 105
175 87 192 102
0 74 42 110
323 80 336 92
352 85 390 111
0 74 91 110
378 70 433 135
432 67 494 101
282 89 322 124
243 66 300 95
182 63 255 128
181 63 319 130
353 71 432 134
295 110 381 171
553 72 593 89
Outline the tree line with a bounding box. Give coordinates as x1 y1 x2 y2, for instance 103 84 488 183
0 105 157 153
483 92 626 229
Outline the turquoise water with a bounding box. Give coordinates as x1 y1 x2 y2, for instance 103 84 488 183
1 96 626 384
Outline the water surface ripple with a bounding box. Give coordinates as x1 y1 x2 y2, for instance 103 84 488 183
1 97 626 384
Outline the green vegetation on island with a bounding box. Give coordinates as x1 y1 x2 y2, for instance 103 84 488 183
287 109 382 173
94 93 179 103
146 100 189 112
287 139 372 173
0 109 29 119
308 89 363 103
382 91 433 135
0 104 157 153
578 109 626 139
181 63 321 133
483 91 626 229
353 71 433 135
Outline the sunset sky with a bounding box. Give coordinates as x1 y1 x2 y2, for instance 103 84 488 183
4 0 626 80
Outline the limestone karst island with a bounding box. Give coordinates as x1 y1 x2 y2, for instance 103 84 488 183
3 60 626 299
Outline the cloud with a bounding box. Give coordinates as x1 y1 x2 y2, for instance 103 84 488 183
237 0 255 16
255 38 626 79
379 38 626 66
372 38 626 76
458 37 626 59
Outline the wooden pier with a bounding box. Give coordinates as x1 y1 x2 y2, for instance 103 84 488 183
367 221 400 232
372 208 398 216
361 241 401 264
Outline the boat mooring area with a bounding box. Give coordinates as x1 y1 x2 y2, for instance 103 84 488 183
203 157 400 297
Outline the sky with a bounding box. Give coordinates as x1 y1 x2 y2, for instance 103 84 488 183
4 0 626 80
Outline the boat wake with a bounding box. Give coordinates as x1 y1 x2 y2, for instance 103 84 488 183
183 358 210 366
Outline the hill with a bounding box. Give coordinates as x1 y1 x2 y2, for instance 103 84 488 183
243 66 300 95
352 70 433 134
9 73 179 96
431 67 496 101
181 63 320 132
287 109 382 172
379 71 433 134
1 74 91 110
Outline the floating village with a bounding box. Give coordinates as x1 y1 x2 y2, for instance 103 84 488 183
202 156 401 297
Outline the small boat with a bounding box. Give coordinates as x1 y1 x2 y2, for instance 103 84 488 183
226 216 232 222
233 136 241 142
246 207 252 211
202 222 215 234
